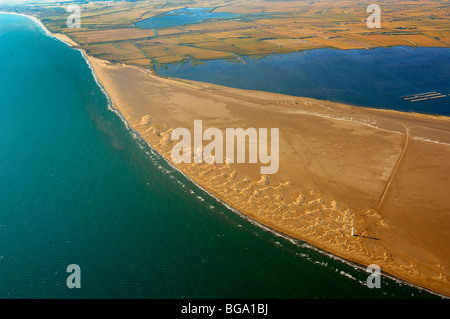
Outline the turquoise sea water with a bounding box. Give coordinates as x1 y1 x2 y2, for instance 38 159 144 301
157 47 450 116
0 13 438 298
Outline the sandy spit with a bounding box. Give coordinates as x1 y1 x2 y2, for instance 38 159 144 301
47 26 450 297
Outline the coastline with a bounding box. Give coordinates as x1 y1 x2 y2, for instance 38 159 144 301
81 54 446 298
58 31 450 297
82 55 450 297
4 12 449 297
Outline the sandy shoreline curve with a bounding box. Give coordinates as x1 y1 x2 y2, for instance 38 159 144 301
4 12 449 297
81 55 450 297
55 32 450 297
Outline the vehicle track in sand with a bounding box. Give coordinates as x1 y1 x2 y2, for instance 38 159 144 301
378 122 410 211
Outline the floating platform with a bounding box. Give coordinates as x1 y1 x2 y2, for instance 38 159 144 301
400 91 448 102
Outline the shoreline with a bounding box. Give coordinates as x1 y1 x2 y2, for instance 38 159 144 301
82 55 450 296
78 52 446 298
3 12 449 297
53 26 450 297
65 50 448 298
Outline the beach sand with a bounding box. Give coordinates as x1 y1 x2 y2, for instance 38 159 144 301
54 33 79 47
53 33 450 296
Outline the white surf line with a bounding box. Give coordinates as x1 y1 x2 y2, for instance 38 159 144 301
0 12 50 34
53 34 321 265
0 11 74 49
4 13 140 153
297 240 445 298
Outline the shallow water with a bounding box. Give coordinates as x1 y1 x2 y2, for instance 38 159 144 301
136 7 239 29
157 47 450 116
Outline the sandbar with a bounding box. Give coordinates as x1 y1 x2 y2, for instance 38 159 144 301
54 33 450 297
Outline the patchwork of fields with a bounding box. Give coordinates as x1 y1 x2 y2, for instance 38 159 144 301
8 0 449 68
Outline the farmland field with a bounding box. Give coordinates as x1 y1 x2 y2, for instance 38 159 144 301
3 0 449 68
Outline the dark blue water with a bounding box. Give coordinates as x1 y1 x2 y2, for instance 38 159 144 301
157 47 450 116
0 13 438 298
136 7 239 29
